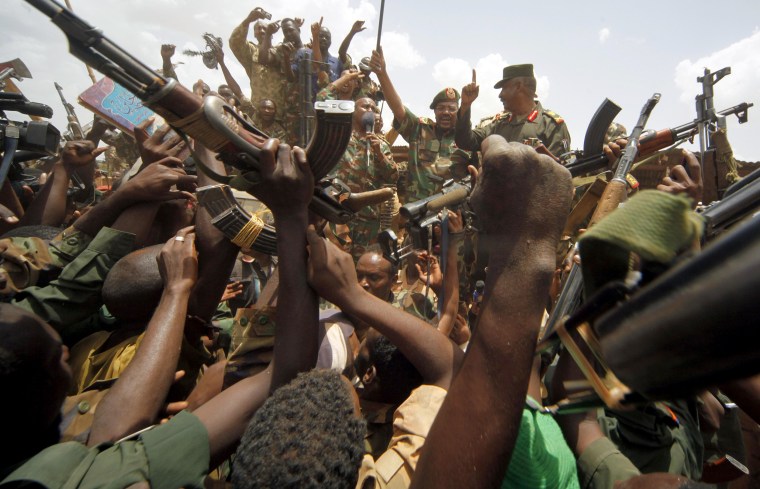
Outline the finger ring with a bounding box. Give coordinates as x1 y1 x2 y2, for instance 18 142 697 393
174 236 185 242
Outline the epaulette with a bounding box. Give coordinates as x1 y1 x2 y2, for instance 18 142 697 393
419 116 435 126
543 109 565 125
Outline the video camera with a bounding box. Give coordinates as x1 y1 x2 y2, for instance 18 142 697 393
0 91 61 188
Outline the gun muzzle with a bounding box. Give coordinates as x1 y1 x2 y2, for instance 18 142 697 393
343 187 394 212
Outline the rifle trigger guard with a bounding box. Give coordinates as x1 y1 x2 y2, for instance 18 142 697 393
203 96 266 168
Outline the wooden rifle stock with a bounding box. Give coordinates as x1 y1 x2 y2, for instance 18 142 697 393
566 102 753 177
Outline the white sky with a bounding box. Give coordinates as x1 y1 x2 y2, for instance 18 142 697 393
3 0 759 160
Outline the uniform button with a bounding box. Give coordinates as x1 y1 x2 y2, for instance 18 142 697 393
77 400 90 414
258 316 269 325
239 317 248 326
67 238 79 246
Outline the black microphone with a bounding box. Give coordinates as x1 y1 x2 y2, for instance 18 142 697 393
361 111 375 135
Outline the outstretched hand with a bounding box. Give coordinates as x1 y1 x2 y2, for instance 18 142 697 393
350 20 366 34
60 140 108 169
657 149 703 207
119 157 197 203
157 226 198 293
134 118 187 166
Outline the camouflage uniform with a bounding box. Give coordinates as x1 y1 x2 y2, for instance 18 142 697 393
357 77 380 101
332 132 398 259
229 20 288 123
455 101 571 157
252 115 288 142
394 106 473 203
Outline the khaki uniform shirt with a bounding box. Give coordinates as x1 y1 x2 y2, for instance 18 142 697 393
228 20 288 121
356 384 447 489
455 101 571 157
577 437 641 489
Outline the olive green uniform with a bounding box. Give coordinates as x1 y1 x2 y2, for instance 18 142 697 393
455 101 571 157
1 411 208 489
394 107 473 203
12 227 135 345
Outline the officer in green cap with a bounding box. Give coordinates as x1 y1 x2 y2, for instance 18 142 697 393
455 64 571 158
369 48 475 203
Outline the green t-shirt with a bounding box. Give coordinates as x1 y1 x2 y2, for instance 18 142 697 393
502 397 581 489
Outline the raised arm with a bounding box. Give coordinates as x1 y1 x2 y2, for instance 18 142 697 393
411 138 574 488
18 140 106 227
370 47 406 125
230 9 268 71
193 140 318 465
88 226 198 446
213 46 245 100
258 21 279 66
307 228 463 389
454 69 485 151
338 20 366 65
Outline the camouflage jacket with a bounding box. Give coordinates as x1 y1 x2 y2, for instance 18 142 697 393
394 107 473 203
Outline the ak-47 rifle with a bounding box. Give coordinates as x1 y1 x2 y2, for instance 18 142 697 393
538 93 660 365
27 0 354 228
53 82 84 140
565 101 753 178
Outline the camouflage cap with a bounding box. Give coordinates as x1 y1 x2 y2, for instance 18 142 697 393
429 87 460 109
605 122 628 143
494 64 534 89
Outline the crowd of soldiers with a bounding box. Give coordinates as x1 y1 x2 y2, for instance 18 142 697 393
1 5 759 489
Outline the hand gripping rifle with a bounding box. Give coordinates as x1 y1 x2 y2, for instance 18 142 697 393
27 0 355 237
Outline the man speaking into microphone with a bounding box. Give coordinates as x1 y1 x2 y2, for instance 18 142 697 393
330 97 398 260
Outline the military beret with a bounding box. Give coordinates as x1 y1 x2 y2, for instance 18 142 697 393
494 64 534 89
429 87 460 110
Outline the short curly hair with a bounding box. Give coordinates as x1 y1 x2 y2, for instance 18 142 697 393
233 369 367 489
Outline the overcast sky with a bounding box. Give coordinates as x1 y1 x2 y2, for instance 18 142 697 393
4 0 759 160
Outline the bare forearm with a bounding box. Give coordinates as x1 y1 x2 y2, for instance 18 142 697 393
195 366 272 466
220 60 244 99
339 285 460 387
376 71 406 124
436 238 461 336
88 289 191 445
270 213 318 391
189 145 237 319
412 244 555 488
19 161 68 226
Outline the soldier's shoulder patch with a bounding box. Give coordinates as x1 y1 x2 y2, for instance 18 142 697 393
543 109 565 125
